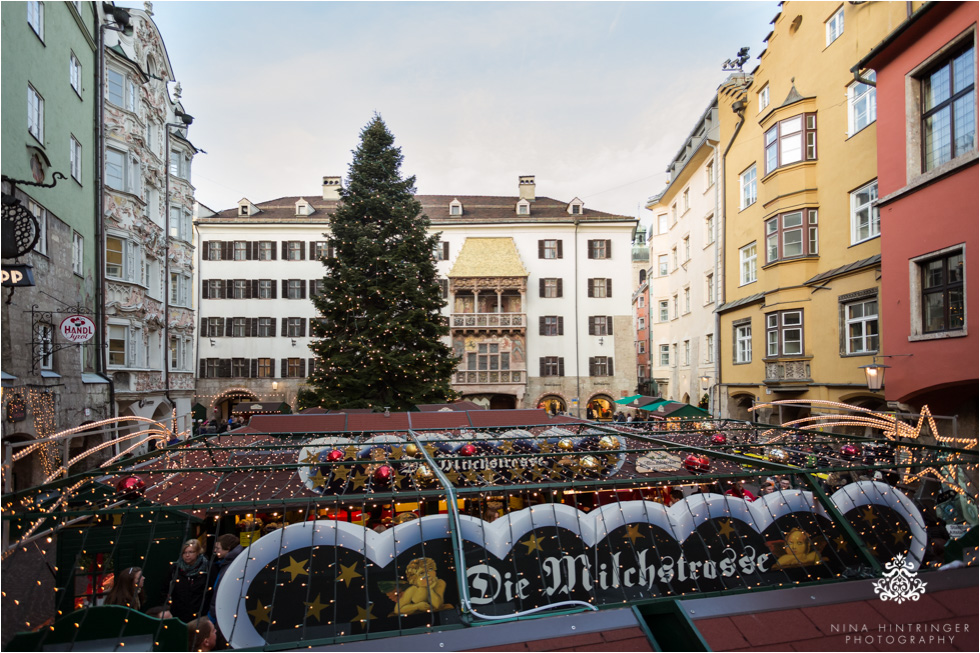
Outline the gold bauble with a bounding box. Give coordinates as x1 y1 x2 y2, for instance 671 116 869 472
405 443 420 457
580 455 600 470
557 438 575 451
598 435 620 450
768 448 789 463
414 464 435 484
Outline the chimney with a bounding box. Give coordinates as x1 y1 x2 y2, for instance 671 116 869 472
322 176 342 200
518 175 535 201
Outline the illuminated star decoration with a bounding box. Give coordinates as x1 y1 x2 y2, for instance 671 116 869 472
304 594 328 622
834 535 849 552
248 599 272 626
716 518 736 541
625 524 645 545
860 507 878 526
521 533 547 554
336 561 363 587
281 556 309 582
354 604 376 622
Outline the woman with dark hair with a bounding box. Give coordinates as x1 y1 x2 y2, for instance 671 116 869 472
166 539 210 622
105 566 146 611
208 533 245 640
187 616 217 651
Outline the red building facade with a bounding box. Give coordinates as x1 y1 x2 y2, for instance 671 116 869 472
858 1 978 436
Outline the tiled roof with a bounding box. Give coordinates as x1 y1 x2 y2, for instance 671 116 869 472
449 238 528 278
716 291 766 314
416 401 485 412
805 254 882 286
197 194 632 225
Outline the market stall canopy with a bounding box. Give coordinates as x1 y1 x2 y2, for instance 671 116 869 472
614 394 643 405
638 400 710 418
618 395 663 408
636 398 672 411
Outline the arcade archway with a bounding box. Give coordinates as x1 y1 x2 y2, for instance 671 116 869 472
212 388 258 422
586 394 615 420
536 394 567 416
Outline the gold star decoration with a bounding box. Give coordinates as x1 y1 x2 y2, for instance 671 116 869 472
281 556 309 582
539 442 555 453
498 440 515 453
423 444 438 457
332 464 351 482
300 451 320 465
892 527 909 545
463 470 479 485
717 518 736 541
442 468 460 485
248 600 272 626
304 594 328 622
344 446 360 461
834 535 849 552
389 445 404 459
336 562 363 587
310 470 327 489
605 454 619 466
481 468 496 483
528 466 545 481
350 472 369 490
508 468 525 482
392 468 406 486
860 507 878 526
353 604 376 623
521 533 547 554
625 524 645 545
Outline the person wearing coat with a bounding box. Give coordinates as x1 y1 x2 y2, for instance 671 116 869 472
166 539 210 623
208 533 245 631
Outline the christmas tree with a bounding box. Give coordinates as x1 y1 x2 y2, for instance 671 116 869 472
301 116 458 411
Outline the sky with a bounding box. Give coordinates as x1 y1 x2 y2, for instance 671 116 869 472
126 1 778 224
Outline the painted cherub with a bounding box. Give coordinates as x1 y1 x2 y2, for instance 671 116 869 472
390 557 447 616
773 528 825 569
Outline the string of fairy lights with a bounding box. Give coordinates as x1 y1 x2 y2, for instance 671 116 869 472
2 409 975 650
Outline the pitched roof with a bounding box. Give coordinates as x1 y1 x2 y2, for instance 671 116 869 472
804 254 882 286
449 237 528 278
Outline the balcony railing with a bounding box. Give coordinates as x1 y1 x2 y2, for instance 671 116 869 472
454 370 526 385
451 313 525 329
764 359 811 383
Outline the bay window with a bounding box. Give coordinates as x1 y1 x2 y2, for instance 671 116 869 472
764 114 817 174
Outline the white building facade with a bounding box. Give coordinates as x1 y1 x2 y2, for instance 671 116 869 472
195 176 638 419
644 99 720 406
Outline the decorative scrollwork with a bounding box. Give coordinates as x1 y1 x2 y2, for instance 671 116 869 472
1 193 40 260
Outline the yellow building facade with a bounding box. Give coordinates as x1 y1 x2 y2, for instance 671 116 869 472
716 1 924 424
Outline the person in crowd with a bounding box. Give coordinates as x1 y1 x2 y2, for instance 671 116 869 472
187 616 217 651
105 566 146 611
724 480 757 502
166 538 210 623
208 534 245 637
758 478 777 496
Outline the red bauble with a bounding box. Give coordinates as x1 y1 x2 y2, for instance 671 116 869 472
458 443 477 457
840 444 861 458
325 449 344 462
116 475 146 498
683 454 711 473
373 465 393 483
711 433 727 444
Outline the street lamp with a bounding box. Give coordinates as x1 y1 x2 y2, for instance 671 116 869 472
860 357 890 391
700 375 711 391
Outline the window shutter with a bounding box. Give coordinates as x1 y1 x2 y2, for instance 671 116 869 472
587 240 595 259
219 359 231 378
271 242 277 260
299 359 306 378
309 279 316 296
199 359 206 377
587 280 594 298
202 283 209 300
251 242 258 260
558 316 564 335
539 278 545 297
200 317 207 332
538 240 544 258
589 357 596 376
250 359 258 378
271 281 277 299
606 279 613 297
223 280 232 299
251 279 258 298
225 319 233 337
605 240 612 257
588 318 596 336
301 282 307 299
250 318 257 337
557 278 563 297
282 280 288 297
608 357 614 376
606 316 613 335
300 320 306 337
281 318 287 337
442 242 449 259
539 358 545 376
557 241 563 259
202 242 210 260
310 242 316 259
281 359 287 378
269 358 276 377
308 358 315 375
224 241 233 261
558 358 564 376
539 316 545 335
282 242 288 260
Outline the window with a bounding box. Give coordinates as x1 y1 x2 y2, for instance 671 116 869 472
766 310 804 357
285 279 305 299
450 202 462 216
682 188 690 212
759 84 770 112
705 214 715 244
437 278 448 299
571 203 581 215
734 321 752 364
169 151 186 178
169 273 190 306
70 52 82 95
105 236 125 278
637 317 646 330
540 278 563 298
285 317 305 337
170 337 189 371
70 136 82 182
706 334 715 363
588 316 612 336
921 45 975 171
826 7 844 45
284 358 304 378
740 165 757 209
740 242 757 285
588 239 611 259
28 1 43 38
169 207 191 241
589 356 614 377
286 241 305 260
683 287 691 314
231 318 248 338
106 69 125 107
258 241 275 260
851 180 879 244
587 278 611 298
206 242 222 261
467 343 510 372
658 254 668 277
257 358 274 378
203 280 222 299
672 344 677 366
540 356 564 377
683 340 690 366
659 344 670 367
203 317 223 338
202 359 221 378
72 232 84 276
108 325 128 366
28 200 47 256
517 201 530 215
658 300 669 323
705 160 715 187
765 114 817 174
705 273 715 303
311 279 323 297
637 341 646 354
637 295 645 308
843 298 879 354
105 149 125 190
313 241 333 260
256 318 275 337
658 213 668 235
234 241 248 261
539 239 562 259
540 316 564 336
433 241 449 261
28 85 43 143
671 203 677 223
920 249 965 334
38 322 53 370
683 236 690 261
231 358 249 378
848 71 877 135
765 210 818 263
232 279 248 300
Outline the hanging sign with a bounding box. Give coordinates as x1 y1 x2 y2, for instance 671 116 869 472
60 315 96 343
1 265 35 287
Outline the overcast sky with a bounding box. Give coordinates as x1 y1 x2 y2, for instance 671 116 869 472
128 1 777 223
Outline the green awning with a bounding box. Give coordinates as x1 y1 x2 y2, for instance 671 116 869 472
615 394 643 405
637 399 672 411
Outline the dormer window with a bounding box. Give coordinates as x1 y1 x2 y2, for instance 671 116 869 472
517 199 530 215
449 199 462 216
238 199 256 217
568 198 584 215
239 204 249 216
295 199 312 216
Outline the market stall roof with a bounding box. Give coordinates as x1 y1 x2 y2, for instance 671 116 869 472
232 401 290 414
618 395 664 409
636 398 672 411
614 394 643 405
